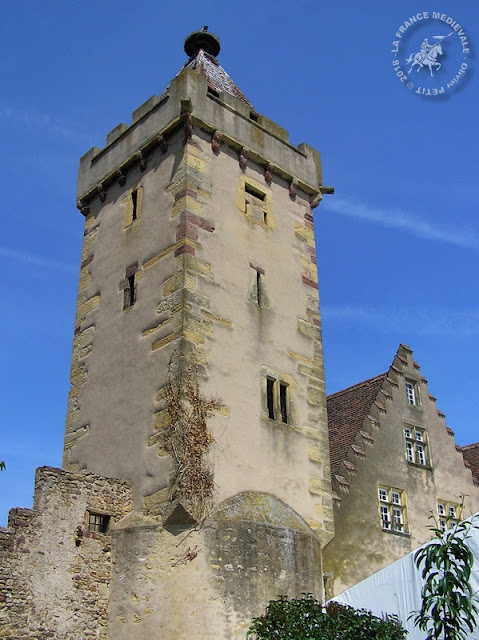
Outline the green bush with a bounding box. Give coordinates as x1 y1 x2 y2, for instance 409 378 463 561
248 594 407 640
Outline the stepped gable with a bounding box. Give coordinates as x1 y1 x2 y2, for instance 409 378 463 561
461 442 479 484
327 372 387 476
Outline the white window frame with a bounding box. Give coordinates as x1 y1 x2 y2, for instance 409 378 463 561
405 380 416 404
406 441 414 463
381 506 391 530
379 486 407 534
416 444 426 465
437 500 461 529
393 508 404 532
404 425 429 466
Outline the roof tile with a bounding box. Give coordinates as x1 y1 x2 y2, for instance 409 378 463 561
327 373 387 475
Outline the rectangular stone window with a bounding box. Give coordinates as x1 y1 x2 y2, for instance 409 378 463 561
88 512 110 534
404 425 429 466
265 376 289 424
235 177 273 229
378 486 408 534
245 183 268 224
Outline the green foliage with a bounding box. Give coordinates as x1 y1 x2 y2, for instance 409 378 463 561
410 503 478 640
248 594 407 640
0 461 5 471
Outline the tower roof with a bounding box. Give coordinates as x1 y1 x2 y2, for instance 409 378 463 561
178 28 254 109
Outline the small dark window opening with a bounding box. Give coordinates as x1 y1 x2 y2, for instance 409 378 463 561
131 189 138 221
256 271 262 307
280 383 288 424
207 86 220 98
250 111 259 122
245 183 265 201
88 512 110 534
267 378 275 420
125 274 135 308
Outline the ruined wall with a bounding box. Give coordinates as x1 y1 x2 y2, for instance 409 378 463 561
0 466 132 639
107 492 322 640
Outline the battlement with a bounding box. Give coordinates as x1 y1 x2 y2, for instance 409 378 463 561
77 67 324 202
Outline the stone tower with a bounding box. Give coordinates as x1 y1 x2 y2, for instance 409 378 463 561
63 29 333 638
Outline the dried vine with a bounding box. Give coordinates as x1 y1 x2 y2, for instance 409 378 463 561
165 365 219 518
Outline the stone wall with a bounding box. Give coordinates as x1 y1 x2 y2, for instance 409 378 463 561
0 466 132 639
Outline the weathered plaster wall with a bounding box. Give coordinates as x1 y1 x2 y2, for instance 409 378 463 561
0 466 132 639
107 492 322 640
322 345 479 597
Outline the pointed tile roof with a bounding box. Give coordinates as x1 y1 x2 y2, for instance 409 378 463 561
327 373 387 475
183 49 254 108
166 28 256 110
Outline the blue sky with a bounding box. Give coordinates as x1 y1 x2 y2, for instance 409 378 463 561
1 1 478 524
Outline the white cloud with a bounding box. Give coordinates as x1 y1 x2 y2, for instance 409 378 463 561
0 246 76 273
323 305 479 337
0 105 91 144
325 197 479 249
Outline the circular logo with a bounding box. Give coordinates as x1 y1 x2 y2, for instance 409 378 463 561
391 12 470 96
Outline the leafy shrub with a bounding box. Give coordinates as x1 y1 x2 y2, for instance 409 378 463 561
248 594 407 640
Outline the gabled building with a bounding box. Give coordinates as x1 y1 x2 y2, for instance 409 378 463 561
322 343 479 598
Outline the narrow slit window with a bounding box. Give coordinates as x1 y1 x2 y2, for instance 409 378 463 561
256 271 262 307
128 274 135 306
131 188 138 221
267 378 275 420
124 274 135 309
279 383 288 424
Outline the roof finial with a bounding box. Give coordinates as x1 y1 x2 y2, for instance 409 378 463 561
184 27 221 58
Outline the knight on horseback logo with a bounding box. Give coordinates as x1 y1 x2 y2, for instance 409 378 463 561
405 33 452 77
391 11 470 97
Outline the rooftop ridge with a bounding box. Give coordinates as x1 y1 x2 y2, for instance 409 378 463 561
461 442 479 451
326 372 388 400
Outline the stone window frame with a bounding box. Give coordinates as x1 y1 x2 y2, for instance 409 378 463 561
260 366 297 427
378 485 408 535
234 175 274 230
